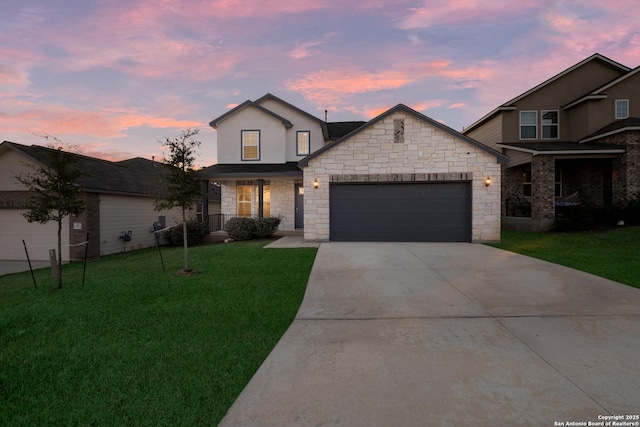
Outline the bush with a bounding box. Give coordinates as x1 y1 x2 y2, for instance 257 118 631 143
163 221 208 246
553 194 640 231
225 217 281 241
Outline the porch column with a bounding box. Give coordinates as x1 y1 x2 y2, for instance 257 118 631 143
201 180 209 232
531 155 555 230
257 179 264 218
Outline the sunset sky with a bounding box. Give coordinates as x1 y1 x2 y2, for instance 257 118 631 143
2 0 639 166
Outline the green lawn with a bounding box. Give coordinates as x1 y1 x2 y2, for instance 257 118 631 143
490 226 640 289
0 241 317 426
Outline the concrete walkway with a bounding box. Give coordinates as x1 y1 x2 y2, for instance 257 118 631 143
219 242 640 426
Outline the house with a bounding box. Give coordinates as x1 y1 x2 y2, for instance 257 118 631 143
0 141 217 261
205 93 365 231
207 94 508 242
463 53 640 231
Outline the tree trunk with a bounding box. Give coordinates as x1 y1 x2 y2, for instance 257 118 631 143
183 221 189 271
56 217 63 289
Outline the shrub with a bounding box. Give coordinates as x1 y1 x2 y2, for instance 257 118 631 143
254 217 281 238
163 221 208 246
224 217 281 241
224 217 256 241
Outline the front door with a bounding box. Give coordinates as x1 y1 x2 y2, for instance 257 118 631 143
295 184 304 229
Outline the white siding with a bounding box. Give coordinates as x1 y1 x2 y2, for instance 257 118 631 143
99 194 183 256
216 108 287 163
0 209 70 261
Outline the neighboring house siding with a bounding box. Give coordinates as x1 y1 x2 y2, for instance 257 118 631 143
99 194 181 256
216 108 287 163
0 209 70 261
465 114 502 149
0 150 35 190
501 60 626 142
502 149 531 167
303 112 501 242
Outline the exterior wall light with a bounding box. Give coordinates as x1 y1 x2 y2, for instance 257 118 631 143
484 177 491 187
313 179 319 189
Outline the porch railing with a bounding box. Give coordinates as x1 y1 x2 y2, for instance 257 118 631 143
505 198 531 217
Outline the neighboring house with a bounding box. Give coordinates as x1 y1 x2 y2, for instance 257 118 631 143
463 53 640 231
0 141 205 261
207 94 508 242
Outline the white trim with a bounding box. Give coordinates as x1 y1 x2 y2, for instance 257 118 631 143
519 110 537 140
541 110 559 139
580 126 640 143
562 94 607 110
496 143 625 156
615 99 629 120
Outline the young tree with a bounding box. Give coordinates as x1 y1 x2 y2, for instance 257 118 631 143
154 128 202 273
16 144 86 289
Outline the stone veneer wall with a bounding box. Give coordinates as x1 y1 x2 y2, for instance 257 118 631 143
302 112 502 242
218 179 299 231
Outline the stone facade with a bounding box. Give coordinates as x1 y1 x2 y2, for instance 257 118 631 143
302 111 502 242
219 178 301 230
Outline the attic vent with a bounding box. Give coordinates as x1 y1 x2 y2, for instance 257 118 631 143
394 119 404 144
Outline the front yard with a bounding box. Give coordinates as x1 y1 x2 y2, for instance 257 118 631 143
0 241 317 426
490 226 640 289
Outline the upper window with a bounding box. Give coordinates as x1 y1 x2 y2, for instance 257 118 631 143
297 131 310 156
541 110 559 139
520 111 537 139
615 99 629 120
242 130 260 160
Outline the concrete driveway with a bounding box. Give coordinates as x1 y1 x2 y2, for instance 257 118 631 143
219 243 640 426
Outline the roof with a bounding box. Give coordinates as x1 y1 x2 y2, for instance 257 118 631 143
327 121 367 140
463 53 631 134
208 100 293 129
299 104 509 167
497 141 625 155
580 117 640 143
202 162 302 180
1 141 172 196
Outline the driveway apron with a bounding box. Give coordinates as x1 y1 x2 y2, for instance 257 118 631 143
219 242 640 426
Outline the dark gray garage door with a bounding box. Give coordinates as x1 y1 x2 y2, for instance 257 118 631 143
330 182 471 242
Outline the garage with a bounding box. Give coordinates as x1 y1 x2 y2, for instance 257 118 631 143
330 182 471 242
0 209 69 261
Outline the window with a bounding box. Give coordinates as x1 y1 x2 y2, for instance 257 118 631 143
242 130 260 160
541 110 559 139
297 131 310 156
615 99 629 120
520 111 537 139
236 185 270 217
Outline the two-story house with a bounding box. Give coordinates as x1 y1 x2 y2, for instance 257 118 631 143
207 94 508 242
205 93 365 231
463 53 640 231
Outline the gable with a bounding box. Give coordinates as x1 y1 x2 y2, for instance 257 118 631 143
300 104 507 167
0 148 37 191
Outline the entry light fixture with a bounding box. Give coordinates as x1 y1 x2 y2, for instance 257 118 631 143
484 177 491 187
313 179 319 189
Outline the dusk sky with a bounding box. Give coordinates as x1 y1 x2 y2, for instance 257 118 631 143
2 0 639 166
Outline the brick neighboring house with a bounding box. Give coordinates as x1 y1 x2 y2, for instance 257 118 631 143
463 53 640 231
207 95 508 242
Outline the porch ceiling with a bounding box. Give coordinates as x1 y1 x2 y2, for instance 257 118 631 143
497 141 625 156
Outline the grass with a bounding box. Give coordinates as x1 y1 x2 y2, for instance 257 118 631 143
489 226 640 289
0 241 317 426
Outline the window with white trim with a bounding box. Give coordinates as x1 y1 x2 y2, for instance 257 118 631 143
242 130 260 160
615 99 629 120
520 111 537 139
541 110 559 139
297 131 310 156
